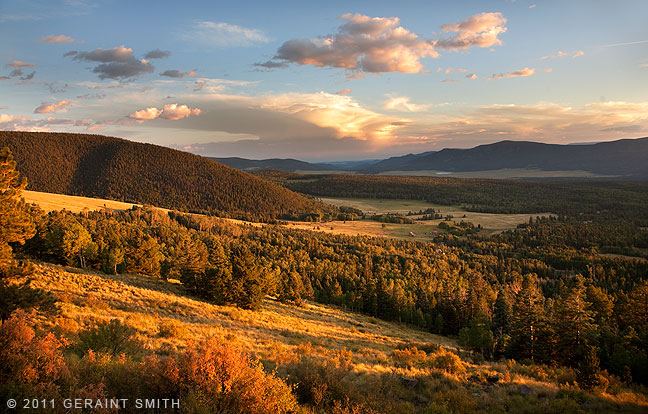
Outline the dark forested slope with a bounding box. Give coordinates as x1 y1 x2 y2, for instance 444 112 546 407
0 131 329 220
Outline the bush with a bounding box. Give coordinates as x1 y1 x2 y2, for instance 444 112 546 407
428 348 466 375
171 339 298 413
0 310 70 401
74 319 142 357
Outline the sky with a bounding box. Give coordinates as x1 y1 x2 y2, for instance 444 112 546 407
1 0 647 161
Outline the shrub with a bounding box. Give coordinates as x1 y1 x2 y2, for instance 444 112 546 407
158 318 189 339
0 310 69 400
173 339 298 413
428 348 466 375
74 319 142 358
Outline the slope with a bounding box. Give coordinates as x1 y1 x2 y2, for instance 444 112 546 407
0 131 329 221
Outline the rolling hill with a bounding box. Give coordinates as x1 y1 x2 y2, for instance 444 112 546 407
210 156 336 172
360 138 648 177
0 131 330 221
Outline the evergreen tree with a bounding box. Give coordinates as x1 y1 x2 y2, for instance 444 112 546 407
554 275 596 365
509 274 545 361
577 345 601 391
0 147 35 267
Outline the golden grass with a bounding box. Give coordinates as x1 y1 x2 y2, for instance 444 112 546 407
23 190 141 213
16 262 648 412
25 262 455 365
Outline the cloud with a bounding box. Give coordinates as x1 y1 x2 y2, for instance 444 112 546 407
34 100 70 114
41 34 75 43
254 60 289 69
262 12 506 76
507 67 535 77
183 21 269 47
541 50 584 60
383 96 431 112
129 104 201 121
144 49 171 59
20 71 36 80
6 60 35 67
335 88 351 95
444 67 467 74
8 67 36 80
65 45 154 79
487 67 535 80
466 73 477 79
436 12 507 50
544 68 553 72
160 69 196 78
265 13 439 75
442 78 458 83
529 4 536 8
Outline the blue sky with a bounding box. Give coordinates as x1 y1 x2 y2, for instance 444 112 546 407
1 0 647 160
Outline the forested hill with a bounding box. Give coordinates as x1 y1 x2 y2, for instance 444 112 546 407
360 138 648 176
0 131 330 221
210 156 335 172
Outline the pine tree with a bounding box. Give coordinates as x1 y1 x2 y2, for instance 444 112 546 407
554 275 596 365
509 274 545 361
0 147 35 267
577 345 601 391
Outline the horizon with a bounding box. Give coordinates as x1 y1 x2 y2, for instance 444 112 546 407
1 0 648 161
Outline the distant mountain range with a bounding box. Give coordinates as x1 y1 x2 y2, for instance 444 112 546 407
214 137 648 178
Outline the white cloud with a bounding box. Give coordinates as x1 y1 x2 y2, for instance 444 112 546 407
183 21 269 47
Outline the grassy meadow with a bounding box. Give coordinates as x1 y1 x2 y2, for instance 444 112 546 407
13 262 648 413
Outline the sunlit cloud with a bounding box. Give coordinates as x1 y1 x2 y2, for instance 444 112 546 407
260 12 506 76
436 12 507 50
6 60 35 67
442 78 458 83
34 100 70 113
444 67 467 74
540 50 584 60
41 34 75 43
129 103 201 121
466 73 477 79
182 21 269 47
487 67 535 80
383 96 431 112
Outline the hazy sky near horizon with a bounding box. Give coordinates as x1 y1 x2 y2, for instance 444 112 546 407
1 0 647 161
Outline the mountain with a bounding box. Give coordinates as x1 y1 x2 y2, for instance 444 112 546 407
360 138 648 177
0 131 330 221
209 157 335 172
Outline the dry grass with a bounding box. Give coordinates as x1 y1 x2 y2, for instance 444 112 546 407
17 262 648 412
23 190 141 213
25 262 454 365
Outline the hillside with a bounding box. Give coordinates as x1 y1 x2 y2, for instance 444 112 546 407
15 262 648 413
0 131 330 221
360 138 648 177
210 156 335 172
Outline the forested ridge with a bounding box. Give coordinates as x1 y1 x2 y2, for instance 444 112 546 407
282 174 648 221
0 131 331 221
